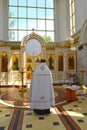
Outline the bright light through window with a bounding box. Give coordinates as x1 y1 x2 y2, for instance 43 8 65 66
69 0 75 35
8 0 54 42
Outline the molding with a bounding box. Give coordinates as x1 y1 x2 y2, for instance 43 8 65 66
80 19 87 43
21 32 46 47
71 30 81 44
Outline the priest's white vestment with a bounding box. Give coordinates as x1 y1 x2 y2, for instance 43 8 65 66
30 62 55 110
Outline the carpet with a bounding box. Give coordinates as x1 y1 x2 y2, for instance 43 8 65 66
0 86 66 108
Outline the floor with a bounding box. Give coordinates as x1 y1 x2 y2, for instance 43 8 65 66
0 85 87 130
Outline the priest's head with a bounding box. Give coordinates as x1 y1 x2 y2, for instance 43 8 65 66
40 59 46 63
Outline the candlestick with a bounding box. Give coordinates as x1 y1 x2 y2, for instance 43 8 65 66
80 66 87 89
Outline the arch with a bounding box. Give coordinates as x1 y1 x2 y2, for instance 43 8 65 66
20 32 46 81
80 19 87 43
21 32 46 47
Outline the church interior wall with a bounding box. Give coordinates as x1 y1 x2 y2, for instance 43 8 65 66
0 0 87 86
0 0 8 41
75 0 87 32
0 39 77 86
76 19 87 86
76 44 87 85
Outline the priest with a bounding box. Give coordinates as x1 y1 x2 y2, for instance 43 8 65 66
29 59 55 115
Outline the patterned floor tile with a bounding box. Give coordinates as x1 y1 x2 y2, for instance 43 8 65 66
0 86 87 130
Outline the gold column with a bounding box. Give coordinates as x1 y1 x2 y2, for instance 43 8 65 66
80 66 87 89
19 67 26 92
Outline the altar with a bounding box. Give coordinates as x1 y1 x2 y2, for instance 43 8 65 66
63 84 80 101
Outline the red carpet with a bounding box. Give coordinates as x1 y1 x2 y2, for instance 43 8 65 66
0 86 66 107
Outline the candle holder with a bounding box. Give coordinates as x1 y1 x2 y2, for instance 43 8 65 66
19 67 26 92
80 66 87 89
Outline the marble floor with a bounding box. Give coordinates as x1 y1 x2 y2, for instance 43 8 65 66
0 85 87 130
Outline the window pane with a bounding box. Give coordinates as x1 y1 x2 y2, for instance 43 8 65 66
18 19 26 29
37 0 45 7
69 0 75 35
38 20 45 30
9 18 17 29
19 0 26 6
28 30 33 34
38 9 45 18
28 0 36 6
8 30 17 41
46 20 54 30
28 8 36 18
18 31 27 41
69 0 71 4
18 7 26 18
38 31 45 37
28 19 37 30
47 32 54 41
46 9 54 19
9 7 17 17
72 2 74 12
9 0 17 5
8 0 54 41
46 0 54 8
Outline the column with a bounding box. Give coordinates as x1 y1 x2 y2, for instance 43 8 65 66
54 0 70 41
0 0 8 40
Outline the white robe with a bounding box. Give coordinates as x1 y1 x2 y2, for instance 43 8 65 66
30 63 55 110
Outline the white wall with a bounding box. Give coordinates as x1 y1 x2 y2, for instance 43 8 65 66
0 0 3 40
54 0 70 42
75 0 87 32
0 0 8 41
